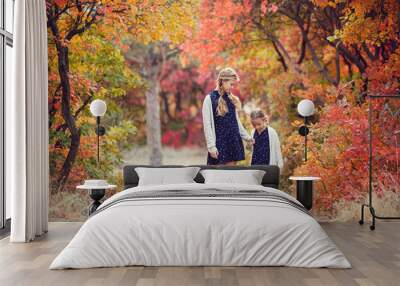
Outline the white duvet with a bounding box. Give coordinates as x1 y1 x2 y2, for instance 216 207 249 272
50 183 351 269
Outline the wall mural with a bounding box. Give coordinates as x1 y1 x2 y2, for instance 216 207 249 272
46 0 400 221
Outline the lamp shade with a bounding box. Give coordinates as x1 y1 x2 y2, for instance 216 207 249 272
297 99 315 117
90 99 107 117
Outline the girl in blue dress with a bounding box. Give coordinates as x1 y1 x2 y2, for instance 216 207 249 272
249 110 283 169
202 67 253 165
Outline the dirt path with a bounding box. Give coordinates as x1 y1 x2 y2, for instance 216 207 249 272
123 145 208 165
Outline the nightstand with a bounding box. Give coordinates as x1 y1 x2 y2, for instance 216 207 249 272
289 176 321 210
77 180 116 215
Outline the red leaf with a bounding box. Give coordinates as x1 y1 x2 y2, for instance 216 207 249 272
54 0 68 7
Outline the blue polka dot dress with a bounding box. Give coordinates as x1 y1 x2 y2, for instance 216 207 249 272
251 128 270 165
207 90 245 165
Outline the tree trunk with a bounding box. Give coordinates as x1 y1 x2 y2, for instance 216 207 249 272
145 80 163 165
127 44 165 165
47 7 100 192
56 45 81 191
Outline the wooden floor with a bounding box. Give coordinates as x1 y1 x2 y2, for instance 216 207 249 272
0 222 399 286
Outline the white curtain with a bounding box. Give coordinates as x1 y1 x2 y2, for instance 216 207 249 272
8 0 49 242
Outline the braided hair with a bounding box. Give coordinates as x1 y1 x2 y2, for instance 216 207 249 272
215 67 242 116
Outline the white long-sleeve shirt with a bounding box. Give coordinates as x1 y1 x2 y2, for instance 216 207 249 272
250 126 284 169
202 93 251 153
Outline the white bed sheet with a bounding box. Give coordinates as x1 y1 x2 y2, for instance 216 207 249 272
50 183 351 269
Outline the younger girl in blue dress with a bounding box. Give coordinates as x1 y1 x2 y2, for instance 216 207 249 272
249 110 283 169
202 67 253 165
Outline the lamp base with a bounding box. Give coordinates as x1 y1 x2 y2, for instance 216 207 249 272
296 181 313 210
298 125 309 136
95 125 106 136
88 189 105 215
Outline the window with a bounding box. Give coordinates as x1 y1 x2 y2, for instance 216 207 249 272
1 0 14 232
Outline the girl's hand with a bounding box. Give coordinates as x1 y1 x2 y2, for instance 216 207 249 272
210 150 219 159
246 142 252 150
246 139 254 150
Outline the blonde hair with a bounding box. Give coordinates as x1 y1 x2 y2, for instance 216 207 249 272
216 67 242 116
250 109 269 124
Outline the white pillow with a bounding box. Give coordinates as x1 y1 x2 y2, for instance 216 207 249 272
135 167 201 186
200 169 266 185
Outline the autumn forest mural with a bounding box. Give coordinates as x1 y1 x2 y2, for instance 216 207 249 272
46 0 400 221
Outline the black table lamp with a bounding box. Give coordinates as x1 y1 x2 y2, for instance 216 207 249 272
297 99 315 162
89 99 107 166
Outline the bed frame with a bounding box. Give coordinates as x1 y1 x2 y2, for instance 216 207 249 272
123 165 280 190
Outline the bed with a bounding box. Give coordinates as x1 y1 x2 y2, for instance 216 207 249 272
50 165 351 269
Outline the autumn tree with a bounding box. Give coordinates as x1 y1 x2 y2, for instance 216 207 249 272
123 0 198 165
46 0 141 190
182 0 400 218
47 0 198 189
159 62 215 148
